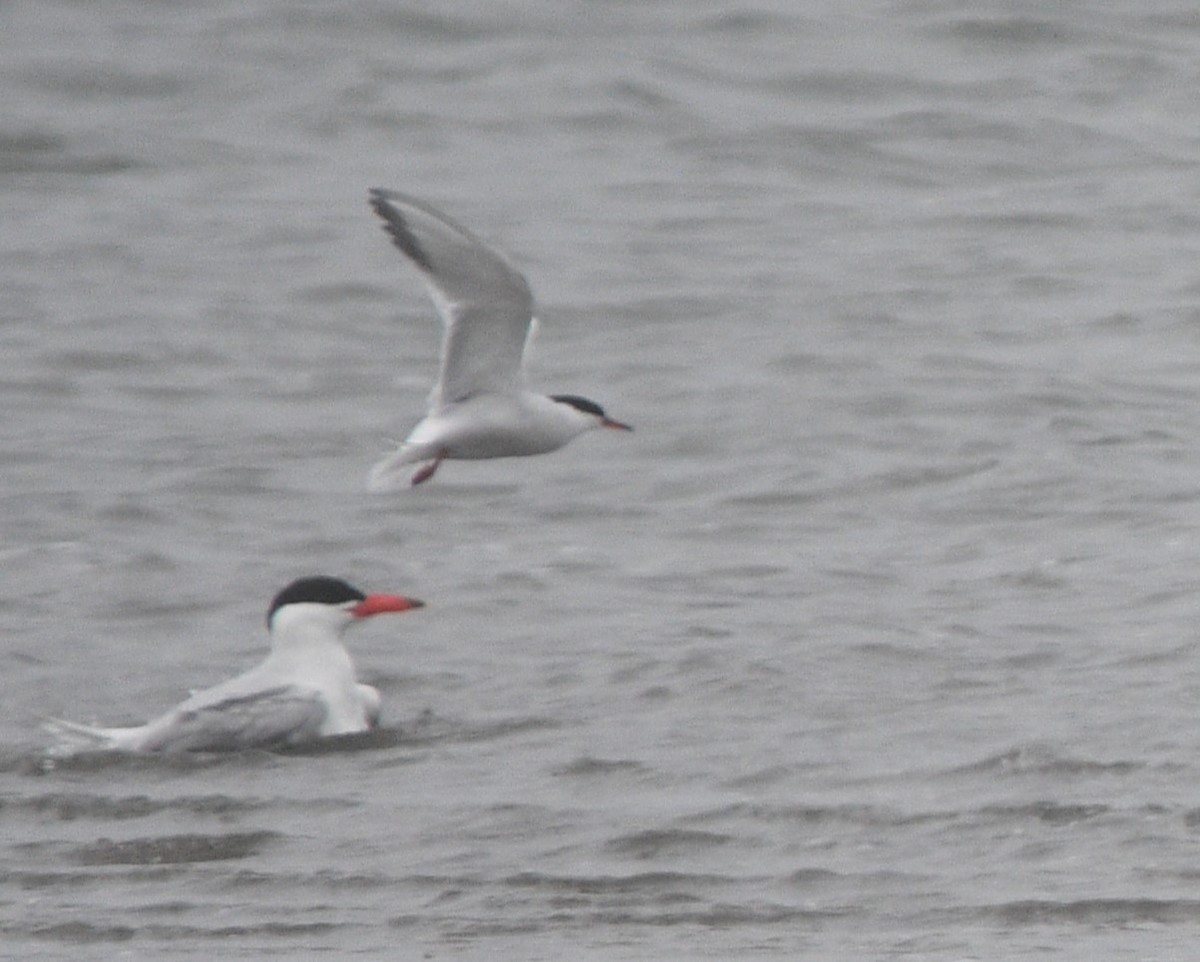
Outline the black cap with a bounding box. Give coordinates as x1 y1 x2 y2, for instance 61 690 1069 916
267 576 366 627
550 394 606 417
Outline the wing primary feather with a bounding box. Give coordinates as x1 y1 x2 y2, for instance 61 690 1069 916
370 190 435 271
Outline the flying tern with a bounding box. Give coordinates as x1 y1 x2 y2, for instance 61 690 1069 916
365 189 631 489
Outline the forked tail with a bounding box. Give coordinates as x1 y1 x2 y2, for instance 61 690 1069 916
42 717 126 756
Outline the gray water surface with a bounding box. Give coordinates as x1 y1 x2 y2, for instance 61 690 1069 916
4 1 1200 959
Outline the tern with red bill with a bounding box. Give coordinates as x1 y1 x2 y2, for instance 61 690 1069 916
44 576 423 754
365 189 632 490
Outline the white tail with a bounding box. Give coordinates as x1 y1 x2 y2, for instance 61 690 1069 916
42 717 130 755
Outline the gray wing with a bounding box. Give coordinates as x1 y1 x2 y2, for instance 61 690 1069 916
369 189 535 407
138 686 328 752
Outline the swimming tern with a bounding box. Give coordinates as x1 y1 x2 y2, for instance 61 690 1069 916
366 189 631 490
44 576 423 754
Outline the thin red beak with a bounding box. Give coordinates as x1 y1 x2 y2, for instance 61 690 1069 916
602 417 633 431
350 593 425 618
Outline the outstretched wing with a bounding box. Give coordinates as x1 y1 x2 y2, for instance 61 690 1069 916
369 189 535 407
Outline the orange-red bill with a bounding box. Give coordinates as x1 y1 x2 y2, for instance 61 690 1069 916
351 593 425 618
602 417 633 431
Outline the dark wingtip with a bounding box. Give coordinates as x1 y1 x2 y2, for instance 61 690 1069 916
368 189 434 271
